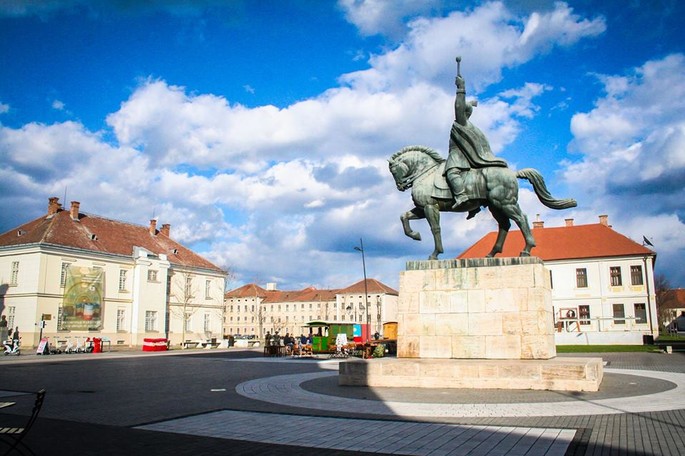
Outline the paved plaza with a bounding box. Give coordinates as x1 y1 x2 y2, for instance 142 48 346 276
1 349 684 455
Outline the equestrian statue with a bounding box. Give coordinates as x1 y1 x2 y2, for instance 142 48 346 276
389 57 576 260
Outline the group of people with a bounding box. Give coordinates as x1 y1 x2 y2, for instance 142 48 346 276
264 332 312 347
264 332 313 356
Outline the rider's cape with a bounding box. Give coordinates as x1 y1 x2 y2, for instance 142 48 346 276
446 121 508 170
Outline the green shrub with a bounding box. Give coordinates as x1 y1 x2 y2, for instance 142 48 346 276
372 344 385 358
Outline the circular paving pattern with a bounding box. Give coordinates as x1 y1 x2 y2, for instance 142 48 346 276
236 367 685 418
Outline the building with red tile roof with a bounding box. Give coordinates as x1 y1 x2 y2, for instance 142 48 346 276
225 279 398 339
0 197 226 348
458 215 658 344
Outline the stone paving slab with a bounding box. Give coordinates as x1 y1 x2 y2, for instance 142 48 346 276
138 410 575 456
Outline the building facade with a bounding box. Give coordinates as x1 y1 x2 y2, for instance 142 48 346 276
0 197 226 348
224 279 399 338
459 215 658 344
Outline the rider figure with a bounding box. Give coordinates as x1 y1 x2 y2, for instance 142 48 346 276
445 57 507 217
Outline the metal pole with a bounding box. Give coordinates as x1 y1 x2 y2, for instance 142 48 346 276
354 238 370 341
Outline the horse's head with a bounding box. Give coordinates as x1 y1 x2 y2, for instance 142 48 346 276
388 157 410 191
389 145 445 191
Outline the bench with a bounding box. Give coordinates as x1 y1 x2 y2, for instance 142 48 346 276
0 389 46 455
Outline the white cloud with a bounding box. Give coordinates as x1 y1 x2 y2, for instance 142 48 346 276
1 1 617 289
0 102 9 114
52 100 65 111
340 2 605 93
560 53 685 287
337 0 441 38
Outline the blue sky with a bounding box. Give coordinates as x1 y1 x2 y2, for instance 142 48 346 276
1 0 684 291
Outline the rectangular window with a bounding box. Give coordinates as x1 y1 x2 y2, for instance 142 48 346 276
205 280 211 299
119 270 127 291
578 305 590 325
630 265 644 286
204 313 210 332
116 308 125 331
576 268 588 288
147 270 158 282
634 303 647 324
60 263 69 287
184 276 193 297
7 306 15 329
612 304 625 325
10 261 19 286
145 311 157 331
610 267 622 286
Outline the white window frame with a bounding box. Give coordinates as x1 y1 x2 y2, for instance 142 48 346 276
145 311 157 332
119 270 128 291
10 261 19 286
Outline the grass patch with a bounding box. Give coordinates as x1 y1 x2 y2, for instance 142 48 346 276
656 334 685 343
556 344 661 353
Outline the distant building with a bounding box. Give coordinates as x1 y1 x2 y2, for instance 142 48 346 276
658 288 685 332
224 279 398 338
0 197 226 348
458 215 658 344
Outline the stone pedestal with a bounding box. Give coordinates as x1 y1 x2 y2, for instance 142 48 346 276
339 357 604 391
397 257 555 360
339 257 603 391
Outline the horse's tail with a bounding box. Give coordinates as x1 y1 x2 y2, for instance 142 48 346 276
516 168 577 209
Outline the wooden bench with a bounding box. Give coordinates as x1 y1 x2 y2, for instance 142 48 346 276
0 389 46 455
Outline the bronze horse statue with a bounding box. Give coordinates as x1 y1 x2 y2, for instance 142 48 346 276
388 145 577 259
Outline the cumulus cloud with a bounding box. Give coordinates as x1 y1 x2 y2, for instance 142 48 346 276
1 1 612 289
340 2 605 93
561 53 685 286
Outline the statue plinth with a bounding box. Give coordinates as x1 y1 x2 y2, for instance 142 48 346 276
339 258 603 391
397 257 555 360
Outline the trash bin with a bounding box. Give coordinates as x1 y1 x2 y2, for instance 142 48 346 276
92 337 102 353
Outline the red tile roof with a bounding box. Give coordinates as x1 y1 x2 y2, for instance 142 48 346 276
458 222 655 261
660 289 685 310
225 279 398 302
0 201 224 273
338 279 399 295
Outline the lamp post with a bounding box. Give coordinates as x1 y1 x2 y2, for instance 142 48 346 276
354 238 370 341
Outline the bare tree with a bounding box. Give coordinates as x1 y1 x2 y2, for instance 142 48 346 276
170 270 200 348
655 274 675 330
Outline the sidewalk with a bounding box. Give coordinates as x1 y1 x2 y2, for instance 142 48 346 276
1 350 684 455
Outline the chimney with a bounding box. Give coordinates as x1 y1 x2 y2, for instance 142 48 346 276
599 214 609 226
532 214 544 229
47 197 61 216
565 218 574 227
149 219 157 235
70 201 80 221
160 223 170 237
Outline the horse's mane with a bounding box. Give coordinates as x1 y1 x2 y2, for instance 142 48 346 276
390 145 445 163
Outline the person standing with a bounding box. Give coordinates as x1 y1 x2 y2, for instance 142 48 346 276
0 315 8 342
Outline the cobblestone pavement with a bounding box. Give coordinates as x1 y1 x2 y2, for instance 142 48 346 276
0 349 684 455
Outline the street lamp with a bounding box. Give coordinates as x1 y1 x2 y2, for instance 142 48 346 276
354 238 370 341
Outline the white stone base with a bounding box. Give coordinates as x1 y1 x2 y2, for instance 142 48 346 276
397 257 556 360
339 357 604 392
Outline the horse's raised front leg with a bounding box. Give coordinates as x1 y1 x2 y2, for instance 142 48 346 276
424 203 443 260
487 206 511 257
401 207 425 241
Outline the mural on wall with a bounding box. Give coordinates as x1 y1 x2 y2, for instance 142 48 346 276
59 266 104 330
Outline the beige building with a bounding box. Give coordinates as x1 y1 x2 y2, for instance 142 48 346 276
459 215 658 344
224 279 398 338
0 197 226 349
